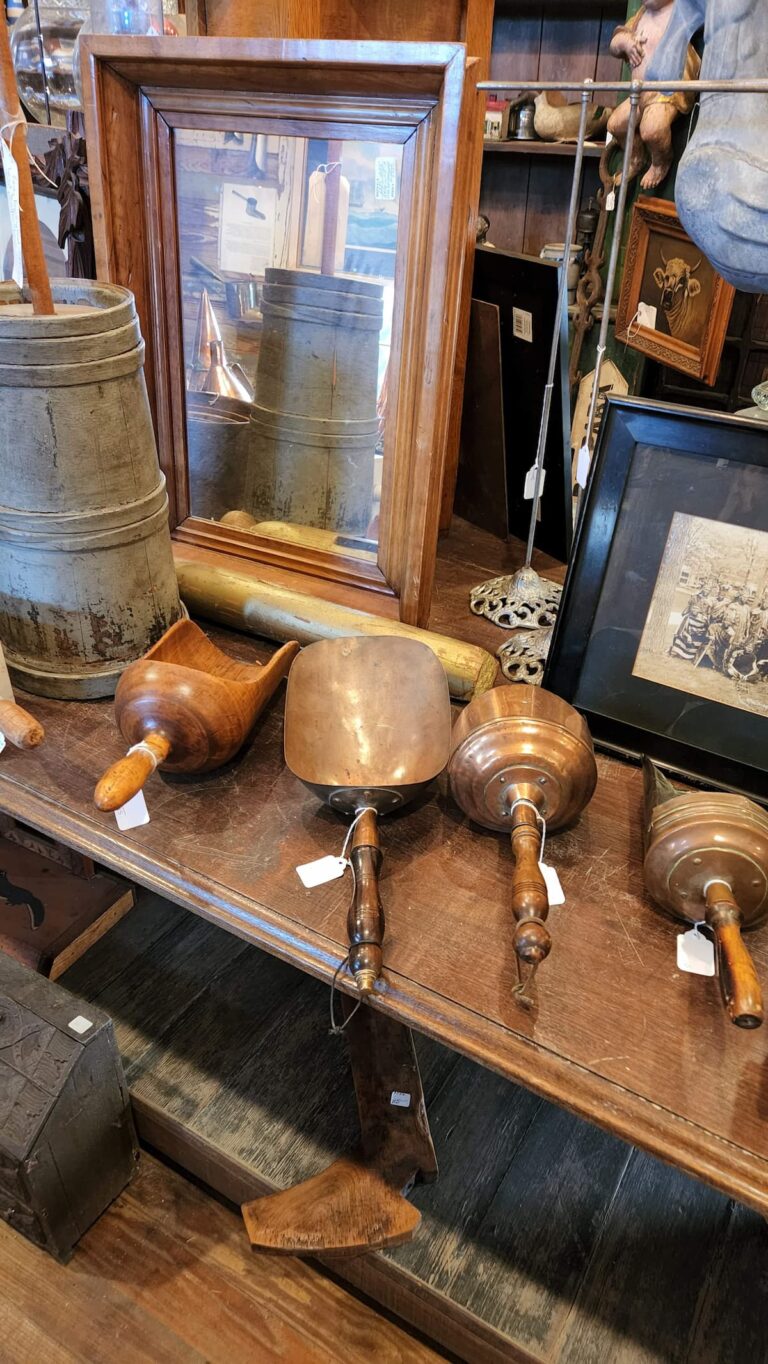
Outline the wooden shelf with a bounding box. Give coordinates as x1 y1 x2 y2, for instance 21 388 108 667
2 618 768 1224
483 139 606 158
60 894 768 1364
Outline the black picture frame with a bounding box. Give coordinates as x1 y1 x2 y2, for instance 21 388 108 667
544 396 768 802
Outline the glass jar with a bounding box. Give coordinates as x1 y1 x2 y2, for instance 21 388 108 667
10 2 87 127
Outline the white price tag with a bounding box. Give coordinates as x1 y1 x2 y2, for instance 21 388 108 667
0 134 23 288
374 156 397 201
605 190 616 212
677 927 715 976
605 130 614 145
390 1091 411 1108
637 301 658 330
513 307 533 343
576 442 591 489
540 862 565 906
68 1015 93 1035
296 854 348 888
0 732 5 755
114 789 150 831
523 465 546 500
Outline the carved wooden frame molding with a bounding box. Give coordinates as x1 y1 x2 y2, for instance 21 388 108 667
614 195 736 388
80 37 469 626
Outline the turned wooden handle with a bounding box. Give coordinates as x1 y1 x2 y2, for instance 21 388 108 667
509 804 552 967
0 18 54 314
348 808 384 996
705 881 763 1029
94 732 171 812
0 699 44 749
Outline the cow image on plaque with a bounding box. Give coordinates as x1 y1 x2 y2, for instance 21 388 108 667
615 198 735 387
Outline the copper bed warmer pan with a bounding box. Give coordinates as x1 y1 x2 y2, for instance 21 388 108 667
643 758 768 1029
449 684 598 985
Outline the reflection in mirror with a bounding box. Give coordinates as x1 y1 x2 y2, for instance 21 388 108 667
174 129 402 560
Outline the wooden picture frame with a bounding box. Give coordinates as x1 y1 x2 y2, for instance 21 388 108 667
544 396 768 803
615 198 735 388
79 37 470 627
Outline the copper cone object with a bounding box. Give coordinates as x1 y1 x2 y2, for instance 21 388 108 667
199 340 253 403
187 288 223 391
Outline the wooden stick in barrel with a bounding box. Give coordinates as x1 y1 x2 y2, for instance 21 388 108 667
0 14 54 314
320 139 344 276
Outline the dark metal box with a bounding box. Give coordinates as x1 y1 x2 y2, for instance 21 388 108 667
0 952 139 1261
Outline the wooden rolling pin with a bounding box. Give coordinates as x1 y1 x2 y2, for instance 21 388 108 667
0 644 43 749
174 553 497 702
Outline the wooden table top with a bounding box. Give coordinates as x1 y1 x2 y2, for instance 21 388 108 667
2 620 768 1219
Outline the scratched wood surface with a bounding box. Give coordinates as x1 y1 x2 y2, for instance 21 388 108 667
1 518 768 1216
0 1145 444 1364
61 895 768 1364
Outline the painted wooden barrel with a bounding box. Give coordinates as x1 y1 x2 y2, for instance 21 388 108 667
0 280 182 699
247 401 378 534
187 392 253 522
256 268 383 421
250 268 383 529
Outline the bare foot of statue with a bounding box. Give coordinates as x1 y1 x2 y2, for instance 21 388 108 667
640 154 672 189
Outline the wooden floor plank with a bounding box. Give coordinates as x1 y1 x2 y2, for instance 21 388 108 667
62 892 188 997
684 1200 768 1364
0 1304 85 1364
0 1209 207 1364
554 1149 733 1364
132 950 319 1150
392 1057 543 1289
0 1153 443 1364
438 1101 633 1353
72 911 251 1073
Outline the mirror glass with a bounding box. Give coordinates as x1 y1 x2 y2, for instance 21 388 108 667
174 128 403 561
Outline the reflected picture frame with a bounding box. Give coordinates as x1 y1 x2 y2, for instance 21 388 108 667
615 197 735 388
80 37 469 626
544 397 768 802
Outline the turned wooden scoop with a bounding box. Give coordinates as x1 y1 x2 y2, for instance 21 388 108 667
0 642 43 750
94 620 299 811
643 759 767 1029
449 685 597 983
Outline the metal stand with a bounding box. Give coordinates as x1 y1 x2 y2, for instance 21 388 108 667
472 87 637 680
471 74 768 681
470 91 591 653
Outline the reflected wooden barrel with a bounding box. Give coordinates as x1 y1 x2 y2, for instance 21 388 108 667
0 280 182 699
187 392 254 521
249 268 383 531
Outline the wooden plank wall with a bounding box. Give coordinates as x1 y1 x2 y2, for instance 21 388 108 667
480 1 624 255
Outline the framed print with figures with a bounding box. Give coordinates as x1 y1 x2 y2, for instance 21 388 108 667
544 397 768 801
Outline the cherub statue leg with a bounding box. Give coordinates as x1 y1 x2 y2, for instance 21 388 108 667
607 97 645 184
639 97 677 190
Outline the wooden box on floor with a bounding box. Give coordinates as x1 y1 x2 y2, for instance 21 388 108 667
0 955 139 1262
0 817 134 978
